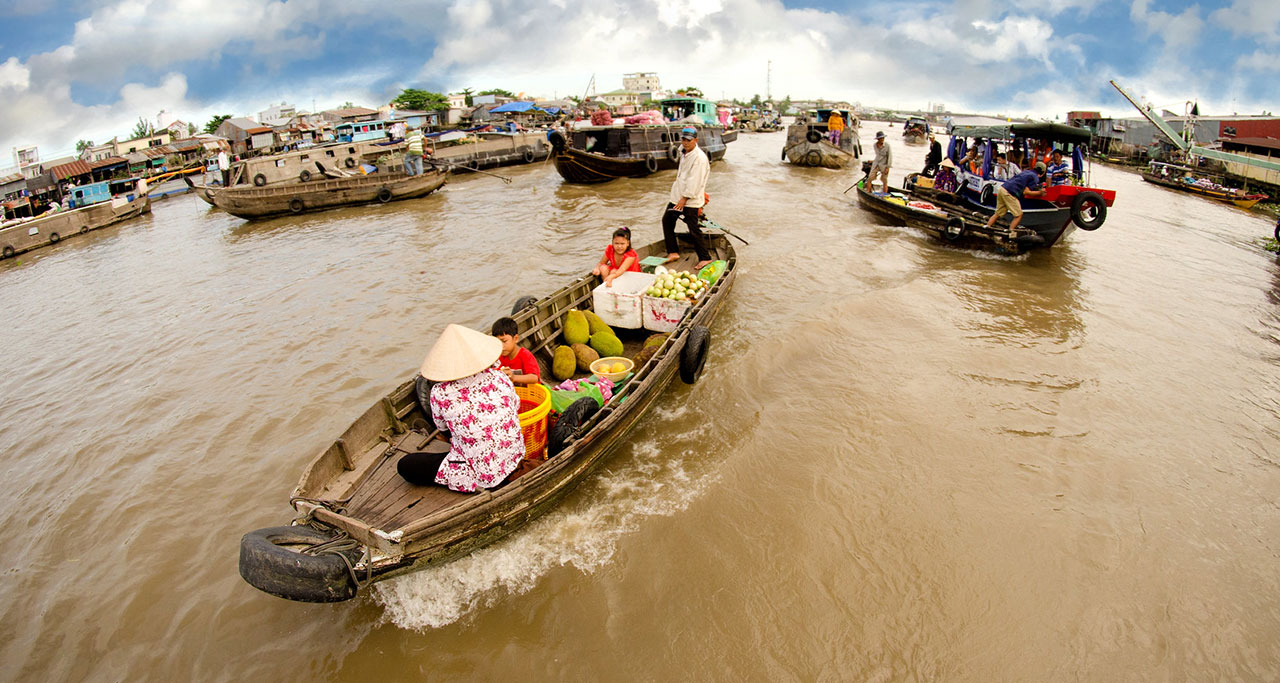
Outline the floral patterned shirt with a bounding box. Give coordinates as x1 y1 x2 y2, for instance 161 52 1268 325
429 366 525 493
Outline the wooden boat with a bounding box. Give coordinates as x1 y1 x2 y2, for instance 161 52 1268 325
902 117 930 146
859 161 1102 254
550 124 729 184
187 167 446 220
783 109 860 168
1141 162 1267 209
238 234 737 602
0 192 150 260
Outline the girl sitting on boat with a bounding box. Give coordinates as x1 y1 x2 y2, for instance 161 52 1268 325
398 324 525 493
591 227 641 287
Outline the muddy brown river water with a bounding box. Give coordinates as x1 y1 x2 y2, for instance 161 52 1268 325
2 124 1279 681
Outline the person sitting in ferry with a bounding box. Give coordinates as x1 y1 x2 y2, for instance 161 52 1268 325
398 324 525 492
591 226 641 287
492 317 541 387
1047 149 1071 186
992 152 1015 180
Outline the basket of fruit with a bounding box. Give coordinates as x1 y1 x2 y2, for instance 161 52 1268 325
589 357 634 383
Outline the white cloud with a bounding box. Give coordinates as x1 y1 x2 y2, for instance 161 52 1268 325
1236 50 1280 71
0 56 30 90
1210 0 1280 44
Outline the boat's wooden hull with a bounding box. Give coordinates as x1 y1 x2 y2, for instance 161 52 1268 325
202 170 447 219
552 124 730 184
784 139 854 168
243 235 737 600
0 194 151 260
903 130 928 146
1141 172 1265 209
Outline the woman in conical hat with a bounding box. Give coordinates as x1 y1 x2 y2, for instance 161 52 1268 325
399 324 525 492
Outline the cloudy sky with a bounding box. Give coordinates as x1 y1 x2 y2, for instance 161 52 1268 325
2 0 1276 163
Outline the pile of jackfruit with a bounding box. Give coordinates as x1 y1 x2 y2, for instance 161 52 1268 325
551 309 670 381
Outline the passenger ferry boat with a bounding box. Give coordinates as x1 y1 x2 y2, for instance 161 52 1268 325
551 96 732 184
1 178 150 260
902 117 930 146
783 109 860 168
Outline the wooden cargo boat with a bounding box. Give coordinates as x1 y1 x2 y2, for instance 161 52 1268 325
783 109 860 168
902 117 930 146
188 167 446 220
0 191 150 260
1141 162 1267 209
238 234 738 602
550 124 729 184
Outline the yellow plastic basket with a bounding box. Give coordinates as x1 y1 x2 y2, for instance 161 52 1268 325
515 384 552 460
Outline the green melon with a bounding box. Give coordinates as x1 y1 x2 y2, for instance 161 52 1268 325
583 310 612 337
563 310 590 345
589 331 624 358
552 346 576 380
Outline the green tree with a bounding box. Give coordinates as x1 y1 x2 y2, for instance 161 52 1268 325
188 123 197 136
75 139 94 153
460 87 474 107
203 114 231 135
341 101 355 109
780 95 791 113
749 93 761 107
391 88 449 111
130 117 153 139
478 88 514 98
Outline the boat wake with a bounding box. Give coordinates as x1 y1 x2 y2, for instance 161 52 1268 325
371 434 717 630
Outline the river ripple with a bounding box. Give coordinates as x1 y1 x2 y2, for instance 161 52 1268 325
1 125 1278 681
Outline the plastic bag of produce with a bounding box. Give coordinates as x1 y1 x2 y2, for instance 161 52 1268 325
697 260 726 285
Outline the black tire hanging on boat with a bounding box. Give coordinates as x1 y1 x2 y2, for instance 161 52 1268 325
1070 191 1107 231
299 169 312 182
1275 220 1280 243
377 187 392 203
548 130 566 150
289 198 304 214
344 157 357 169
941 217 965 242
510 295 538 316
979 183 995 206
239 525 361 603
49 232 60 243
679 325 710 384
668 144 681 163
252 173 267 187
523 148 535 163
548 397 599 456
2 245 13 259
80 226 90 235
645 155 660 173
804 150 822 166
781 146 787 162
414 374 438 433
805 129 822 144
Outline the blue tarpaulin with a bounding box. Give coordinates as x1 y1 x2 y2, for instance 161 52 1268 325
489 101 543 113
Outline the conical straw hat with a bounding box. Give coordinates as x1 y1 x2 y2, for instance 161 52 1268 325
419 324 502 381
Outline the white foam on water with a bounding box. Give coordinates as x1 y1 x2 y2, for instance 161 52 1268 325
371 439 717 630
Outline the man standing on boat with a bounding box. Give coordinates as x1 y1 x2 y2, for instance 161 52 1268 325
404 125 425 176
663 126 713 269
869 131 892 193
217 148 230 187
984 161 1047 237
923 132 942 177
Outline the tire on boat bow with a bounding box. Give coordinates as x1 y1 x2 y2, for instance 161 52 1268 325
239 525 362 603
1070 191 1107 231
805 129 822 144
377 187 393 203
645 155 660 173
941 217 965 243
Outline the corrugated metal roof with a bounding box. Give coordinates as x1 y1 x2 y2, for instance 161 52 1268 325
88 156 127 169
48 160 94 180
1 173 24 185
1221 137 1280 151
246 127 274 134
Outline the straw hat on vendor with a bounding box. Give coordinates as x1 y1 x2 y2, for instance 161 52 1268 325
419 324 503 381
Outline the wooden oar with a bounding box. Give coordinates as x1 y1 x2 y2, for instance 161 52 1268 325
698 216 749 245
314 161 352 179
429 158 512 184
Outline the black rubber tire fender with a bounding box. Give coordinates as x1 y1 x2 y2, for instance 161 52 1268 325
1275 220 1280 243
344 157 357 169
2 245 13 259
781 146 787 162
548 397 599 456
511 295 538 316
523 148 535 163
414 375 438 433
805 129 822 144
645 155 660 173
80 226 90 235
299 169 312 182
238 525 360 603
252 173 267 187
668 144 681 163
804 150 821 166
941 217 965 242
377 187 392 203
679 325 710 384
49 232 60 243
289 198 304 214
1071 191 1107 231
980 183 996 207
548 130 566 150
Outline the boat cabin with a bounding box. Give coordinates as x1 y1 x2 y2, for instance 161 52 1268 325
660 97 719 126
810 109 856 131
336 120 390 143
66 177 142 208
949 122 1094 187
905 117 930 133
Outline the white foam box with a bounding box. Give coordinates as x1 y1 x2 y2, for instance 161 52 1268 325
591 271 656 329
642 295 693 333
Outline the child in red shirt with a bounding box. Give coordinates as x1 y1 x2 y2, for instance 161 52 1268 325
492 317 540 386
591 227 641 287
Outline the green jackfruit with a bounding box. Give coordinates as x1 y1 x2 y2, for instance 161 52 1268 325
552 346 576 380
583 310 612 337
643 333 669 349
632 344 660 368
571 343 599 372
563 310 589 345
589 331 624 358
